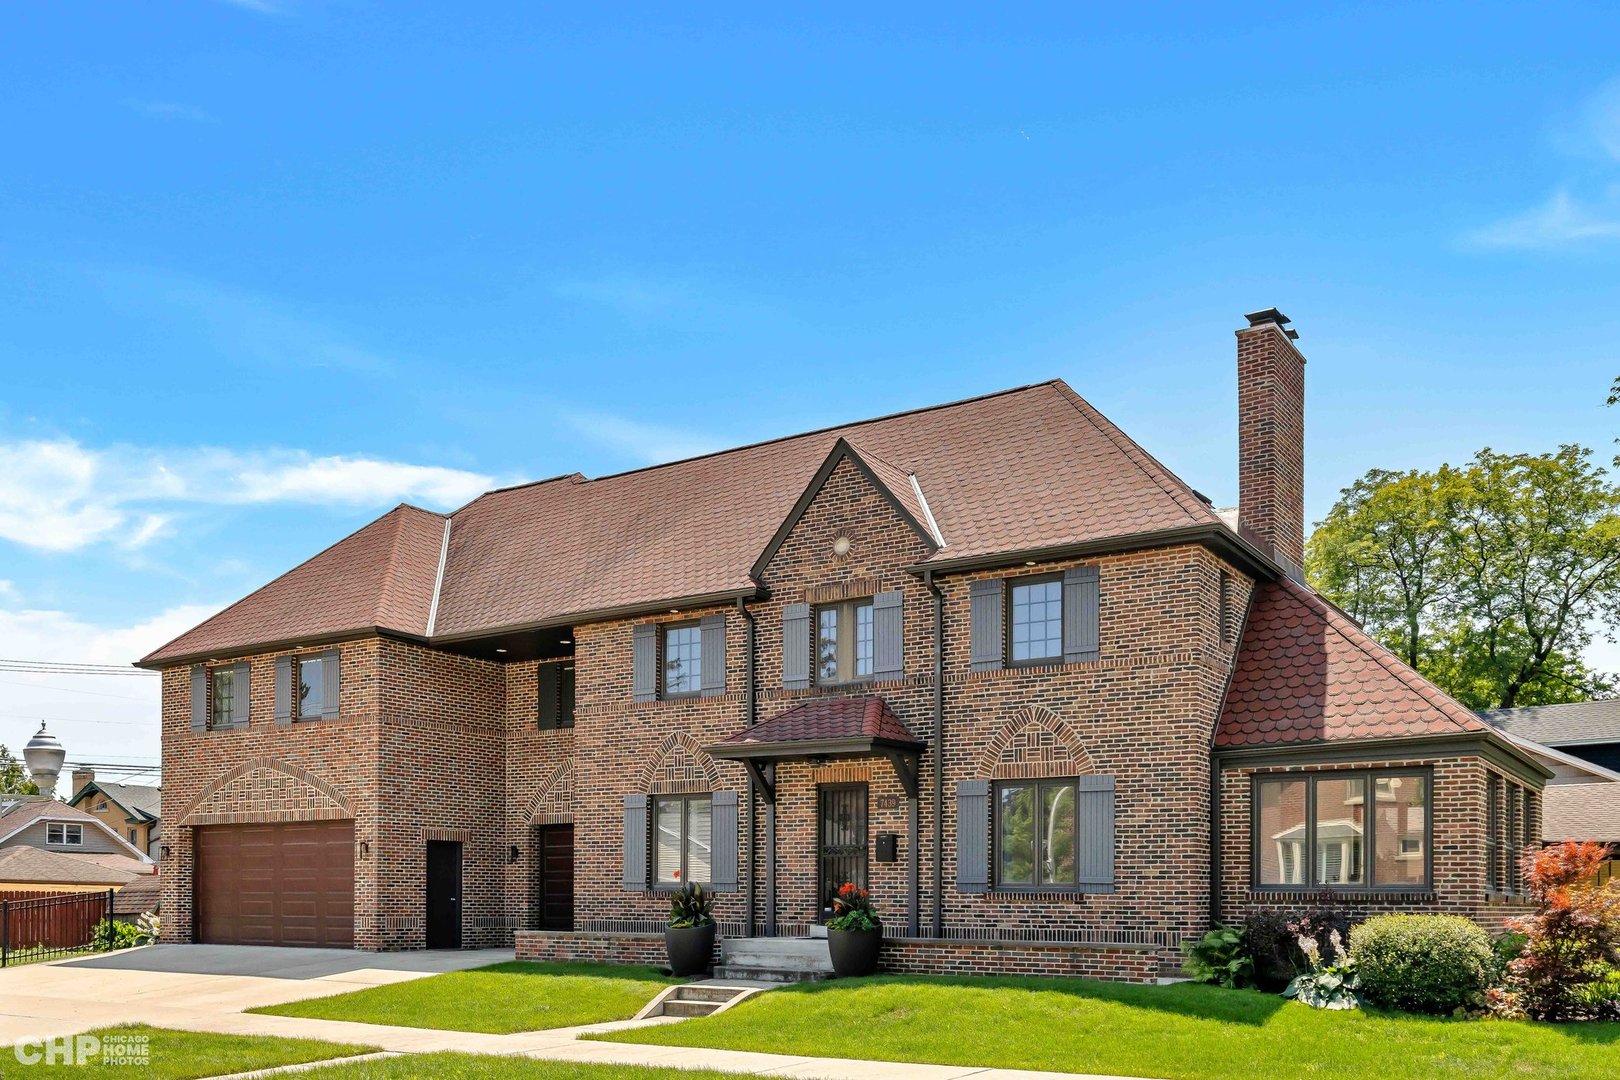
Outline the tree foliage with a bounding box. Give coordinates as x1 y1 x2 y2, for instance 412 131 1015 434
0 744 39 796
1501 841 1620 1021
1307 445 1620 708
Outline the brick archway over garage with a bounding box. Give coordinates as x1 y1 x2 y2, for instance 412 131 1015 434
178 756 355 826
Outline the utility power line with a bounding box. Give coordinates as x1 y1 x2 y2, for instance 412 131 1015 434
0 659 158 677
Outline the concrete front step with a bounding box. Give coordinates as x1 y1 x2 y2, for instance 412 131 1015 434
635 979 771 1020
674 984 744 1003
662 999 722 1017
712 964 831 984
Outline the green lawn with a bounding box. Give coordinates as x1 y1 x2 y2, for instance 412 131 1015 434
19 1024 370 1079
304 1055 740 1080
251 961 681 1034
589 974 1620 1080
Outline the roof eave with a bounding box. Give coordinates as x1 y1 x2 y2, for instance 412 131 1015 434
137 625 430 670
430 587 764 645
906 523 1281 581
1214 729 1555 783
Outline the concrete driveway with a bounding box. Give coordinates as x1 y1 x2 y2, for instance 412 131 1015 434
0 944 511 1044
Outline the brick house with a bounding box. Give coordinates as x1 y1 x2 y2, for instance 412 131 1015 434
140 310 1548 978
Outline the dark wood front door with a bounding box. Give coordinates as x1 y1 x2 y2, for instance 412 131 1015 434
817 783 868 919
531 824 574 931
194 820 354 948
425 840 462 949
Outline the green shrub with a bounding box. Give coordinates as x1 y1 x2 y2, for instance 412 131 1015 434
1182 925 1254 988
91 918 145 952
1350 914 1494 1015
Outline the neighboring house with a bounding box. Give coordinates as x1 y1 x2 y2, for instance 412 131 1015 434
1542 783 1620 884
1481 701 1620 774
0 798 154 865
68 771 162 858
142 310 1548 979
0 845 152 896
110 872 163 922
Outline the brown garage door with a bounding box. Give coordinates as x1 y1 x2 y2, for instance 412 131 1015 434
195 821 354 948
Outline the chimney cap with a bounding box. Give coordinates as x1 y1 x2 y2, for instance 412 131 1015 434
1244 308 1292 329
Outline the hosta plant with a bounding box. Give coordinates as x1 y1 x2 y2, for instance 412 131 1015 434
1283 931 1361 1010
1182 925 1254 989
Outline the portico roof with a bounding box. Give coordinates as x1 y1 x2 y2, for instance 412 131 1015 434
707 696 925 761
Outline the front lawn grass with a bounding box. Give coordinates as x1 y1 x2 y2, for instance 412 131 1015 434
251 961 681 1034
589 974 1620 1080
303 1054 741 1079
22 1024 370 1079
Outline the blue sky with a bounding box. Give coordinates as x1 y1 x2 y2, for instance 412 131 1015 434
2 2 1619 780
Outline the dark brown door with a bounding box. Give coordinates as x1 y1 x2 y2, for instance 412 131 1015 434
425 840 462 949
817 783 868 919
531 824 574 930
194 820 354 948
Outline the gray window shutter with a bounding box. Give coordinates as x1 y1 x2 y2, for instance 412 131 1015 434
700 613 726 698
969 580 1003 672
537 663 559 729
623 794 649 890
320 648 341 721
1077 775 1115 892
872 590 904 681
709 791 739 891
232 661 251 728
632 623 657 703
190 666 208 733
1063 566 1100 663
782 603 811 690
955 779 990 893
273 655 293 726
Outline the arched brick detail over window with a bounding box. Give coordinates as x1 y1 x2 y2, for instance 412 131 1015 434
640 731 722 795
177 756 355 826
523 760 575 823
980 705 1097 780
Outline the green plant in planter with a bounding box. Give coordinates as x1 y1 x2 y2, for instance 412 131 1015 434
1182 925 1254 989
668 883 715 929
1283 931 1361 1010
825 883 879 931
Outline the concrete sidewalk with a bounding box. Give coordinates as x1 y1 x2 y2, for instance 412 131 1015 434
0 946 1150 1080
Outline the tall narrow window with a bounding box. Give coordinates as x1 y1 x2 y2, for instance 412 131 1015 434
653 795 713 886
297 655 325 719
1371 774 1426 887
815 598 873 685
1007 577 1063 664
1313 776 1366 885
1219 571 1234 644
210 668 238 730
1487 777 1503 892
662 624 702 697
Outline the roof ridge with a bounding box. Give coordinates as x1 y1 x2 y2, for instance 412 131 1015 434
550 381 1058 492
1047 380 1219 526
1280 578 1485 735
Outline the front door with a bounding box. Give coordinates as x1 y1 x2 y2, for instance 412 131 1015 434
531 824 575 931
817 783 868 919
425 840 462 949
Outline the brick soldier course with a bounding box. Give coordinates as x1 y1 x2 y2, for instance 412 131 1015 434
142 309 1548 979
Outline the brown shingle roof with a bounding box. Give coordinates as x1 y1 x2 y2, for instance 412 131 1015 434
143 504 446 664
0 845 148 887
714 696 922 748
111 873 163 914
144 380 1228 664
1542 783 1620 845
1216 578 1492 748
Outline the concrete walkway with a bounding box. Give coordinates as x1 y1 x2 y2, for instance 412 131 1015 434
0 945 1150 1080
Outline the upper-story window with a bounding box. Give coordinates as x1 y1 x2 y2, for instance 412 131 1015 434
47 823 83 846
663 623 702 697
1007 576 1063 664
816 598 873 685
297 655 326 719
210 667 241 730
538 661 576 730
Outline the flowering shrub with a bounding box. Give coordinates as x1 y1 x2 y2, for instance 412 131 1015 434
1500 841 1620 1021
1243 893 1352 992
826 883 880 932
1283 931 1361 1010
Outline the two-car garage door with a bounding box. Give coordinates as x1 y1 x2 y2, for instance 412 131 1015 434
195 821 354 948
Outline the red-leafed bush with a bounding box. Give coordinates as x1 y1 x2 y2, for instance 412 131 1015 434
1500 841 1620 1020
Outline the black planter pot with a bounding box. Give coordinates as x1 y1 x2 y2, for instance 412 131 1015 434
827 926 882 977
665 923 716 977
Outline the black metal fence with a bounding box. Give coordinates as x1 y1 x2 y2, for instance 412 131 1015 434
0 889 113 967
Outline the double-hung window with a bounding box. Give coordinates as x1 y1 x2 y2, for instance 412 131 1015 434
210 667 240 730
1253 770 1430 891
1007 576 1063 664
46 823 83 846
816 598 874 685
662 624 702 698
995 778 1079 889
653 795 712 887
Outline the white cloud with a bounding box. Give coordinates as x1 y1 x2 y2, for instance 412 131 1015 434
1465 189 1620 249
0 437 493 553
124 101 217 124
0 600 217 788
562 411 722 465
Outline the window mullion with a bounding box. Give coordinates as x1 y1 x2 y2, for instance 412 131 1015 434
1363 770 1375 888
1305 777 1316 888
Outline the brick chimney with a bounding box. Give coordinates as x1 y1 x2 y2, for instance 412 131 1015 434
71 768 94 797
1237 308 1306 581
